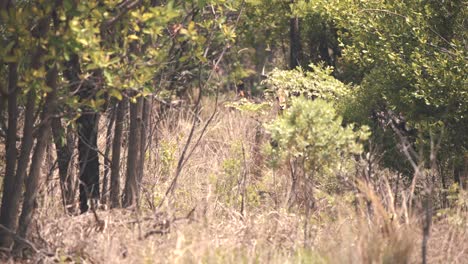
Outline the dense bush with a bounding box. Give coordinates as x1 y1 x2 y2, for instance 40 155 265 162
266 97 369 194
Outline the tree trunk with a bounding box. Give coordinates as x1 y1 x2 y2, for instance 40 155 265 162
45 140 55 194
51 117 75 212
289 1 301 69
0 84 6 138
0 10 51 244
14 66 58 252
77 110 100 213
63 52 102 213
0 61 19 248
122 96 143 208
454 163 462 189
138 97 149 183
10 90 35 206
101 105 116 205
318 23 333 66
110 98 127 208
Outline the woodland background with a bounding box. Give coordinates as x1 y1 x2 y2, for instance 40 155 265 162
0 0 466 263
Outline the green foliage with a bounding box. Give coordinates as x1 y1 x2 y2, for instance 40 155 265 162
211 140 261 207
266 97 369 175
159 139 177 178
298 0 467 171
437 185 468 228
0 0 244 121
224 98 272 117
293 248 328 264
262 140 282 170
263 64 351 108
215 146 242 206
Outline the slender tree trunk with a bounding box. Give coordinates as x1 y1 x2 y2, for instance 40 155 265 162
14 66 58 252
101 105 116 205
122 96 143 208
0 84 6 137
0 8 52 244
252 124 263 180
45 141 55 193
51 118 75 212
287 158 298 208
394 172 401 208
138 97 149 183
318 23 335 67
289 1 301 69
454 163 462 189
422 194 432 264
110 98 126 208
439 165 448 207
12 90 35 195
78 110 100 213
0 62 19 248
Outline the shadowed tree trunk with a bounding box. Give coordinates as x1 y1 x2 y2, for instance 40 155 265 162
10 89 35 206
110 98 127 208
0 84 6 138
51 117 75 212
318 23 333 67
0 61 19 248
63 53 101 214
289 0 301 69
45 141 55 193
14 66 58 252
122 96 143 207
0 4 53 245
138 97 149 183
77 109 100 213
101 105 116 205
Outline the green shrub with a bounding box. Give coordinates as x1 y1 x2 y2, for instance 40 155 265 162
266 97 369 191
159 139 177 178
263 64 351 106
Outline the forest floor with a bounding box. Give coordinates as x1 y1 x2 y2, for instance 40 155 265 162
2 98 467 263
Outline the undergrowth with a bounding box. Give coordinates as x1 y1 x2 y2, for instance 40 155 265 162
1 99 466 264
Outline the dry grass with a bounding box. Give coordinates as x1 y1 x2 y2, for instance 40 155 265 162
1 99 467 263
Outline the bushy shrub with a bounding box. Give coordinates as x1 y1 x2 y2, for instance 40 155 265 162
266 97 369 193
263 64 351 106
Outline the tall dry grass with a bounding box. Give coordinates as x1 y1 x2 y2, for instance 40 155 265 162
1 98 467 263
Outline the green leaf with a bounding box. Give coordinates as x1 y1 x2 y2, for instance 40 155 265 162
109 89 123 101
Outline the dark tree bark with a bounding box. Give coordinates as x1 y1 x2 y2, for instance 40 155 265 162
0 5 53 244
110 98 127 208
11 90 35 199
14 66 58 252
318 23 333 67
394 172 401 208
0 62 19 248
101 105 116 205
138 97 149 183
0 82 6 138
63 53 101 214
77 110 100 213
122 96 143 208
0 0 13 11
45 140 55 193
51 117 75 211
289 1 302 69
